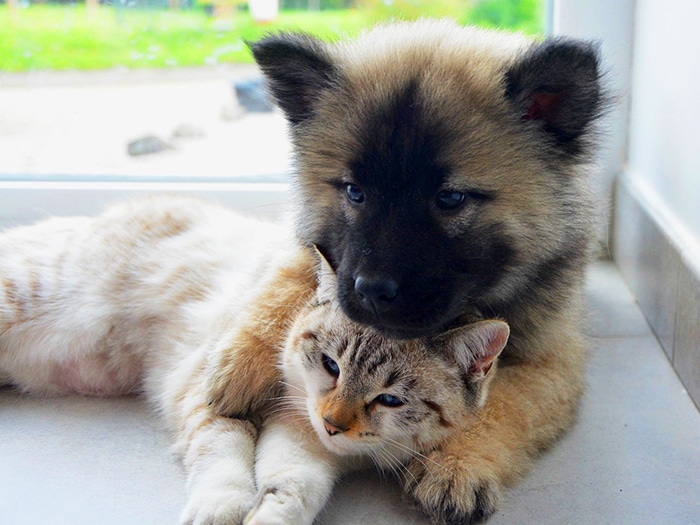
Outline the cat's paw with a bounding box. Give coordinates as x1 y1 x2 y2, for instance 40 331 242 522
403 449 501 525
180 487 255 525
243 486 312 525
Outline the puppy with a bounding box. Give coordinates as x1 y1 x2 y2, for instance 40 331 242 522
218 19 606 524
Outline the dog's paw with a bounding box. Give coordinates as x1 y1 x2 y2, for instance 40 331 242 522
180 486 254 525
403 449 501 525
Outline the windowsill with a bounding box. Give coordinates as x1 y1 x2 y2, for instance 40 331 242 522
2 262 699 524
0 179 291 228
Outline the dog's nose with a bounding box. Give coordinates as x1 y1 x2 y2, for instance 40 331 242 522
354 273 398 314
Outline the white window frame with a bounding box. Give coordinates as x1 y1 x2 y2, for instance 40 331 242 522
0 179 291 227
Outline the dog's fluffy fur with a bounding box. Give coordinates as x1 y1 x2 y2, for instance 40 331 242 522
214 20 606 524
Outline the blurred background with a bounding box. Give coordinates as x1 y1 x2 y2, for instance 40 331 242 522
1 0 544 72
0 0 545 181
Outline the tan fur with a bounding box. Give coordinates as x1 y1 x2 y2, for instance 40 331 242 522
296 23 594 305
405 316 586 520
206 247 318 419
202 235 586 523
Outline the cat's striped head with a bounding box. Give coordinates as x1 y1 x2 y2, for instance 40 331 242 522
281 252 509 462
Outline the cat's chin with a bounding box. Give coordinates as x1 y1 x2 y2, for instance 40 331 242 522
309 420 365 457
315 430 355 456
320 437 357 456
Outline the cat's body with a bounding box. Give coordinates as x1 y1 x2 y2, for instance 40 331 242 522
0 196 290 398
0 195 508 525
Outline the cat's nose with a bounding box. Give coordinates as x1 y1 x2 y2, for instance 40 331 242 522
354 273 398 315
323 416 348 436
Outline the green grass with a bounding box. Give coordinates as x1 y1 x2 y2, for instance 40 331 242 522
0 1 544 72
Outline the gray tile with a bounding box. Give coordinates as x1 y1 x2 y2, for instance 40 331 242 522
0 392 186 525
613 178 646 289
492 336 700 525
614 182 679 357
321 471 429 525
674 257 700 409
584 262 652 338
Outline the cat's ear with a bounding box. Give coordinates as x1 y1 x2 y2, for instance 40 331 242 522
441 320 510 382
249 33 338 126
313 245 337 304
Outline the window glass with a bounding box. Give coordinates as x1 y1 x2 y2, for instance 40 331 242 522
0 1 545 223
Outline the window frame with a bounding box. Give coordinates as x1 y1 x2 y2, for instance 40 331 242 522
0 179 291 227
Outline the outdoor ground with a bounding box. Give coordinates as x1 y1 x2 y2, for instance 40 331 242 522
0 66 292 180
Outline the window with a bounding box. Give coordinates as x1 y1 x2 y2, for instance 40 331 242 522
0 0 547 226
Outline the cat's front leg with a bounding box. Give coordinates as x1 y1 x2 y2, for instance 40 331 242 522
403 328 586 524
178 412 259 525
244 417 340 525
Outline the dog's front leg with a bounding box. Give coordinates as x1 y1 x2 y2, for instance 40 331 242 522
403 322 586 524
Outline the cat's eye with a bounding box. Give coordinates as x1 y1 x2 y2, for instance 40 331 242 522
345 183 365 204
374 393 405 408
435 190 466 210
321 354 340 378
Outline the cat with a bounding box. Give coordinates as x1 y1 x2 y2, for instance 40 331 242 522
0 195 509 525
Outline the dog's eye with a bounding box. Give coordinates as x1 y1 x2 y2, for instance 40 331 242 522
435 190 466 210
345 183 365 204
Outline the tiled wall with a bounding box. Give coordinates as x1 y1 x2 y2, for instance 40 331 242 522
614 175 700 408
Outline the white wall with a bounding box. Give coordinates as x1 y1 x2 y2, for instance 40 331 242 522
552 0 636 248
626 0 700 249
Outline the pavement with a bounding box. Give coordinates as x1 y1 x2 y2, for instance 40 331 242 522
0 65 293 181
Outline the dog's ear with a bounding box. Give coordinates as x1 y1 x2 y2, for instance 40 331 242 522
249 33 338 125
505 37 605 157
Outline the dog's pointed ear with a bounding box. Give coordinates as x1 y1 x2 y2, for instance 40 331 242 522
440 320 510 382
313 245 337 304
249 33 338 126
505 37 605 156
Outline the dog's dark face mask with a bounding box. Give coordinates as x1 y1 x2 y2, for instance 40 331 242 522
250 27 604 338
306 82 517 338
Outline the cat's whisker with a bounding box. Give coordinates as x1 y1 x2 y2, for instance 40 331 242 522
382 438 454 477
267 395 307 405
266 404 307 420
373 447 405 478
374 444 421 486
279 381 306 395
370 452 395 486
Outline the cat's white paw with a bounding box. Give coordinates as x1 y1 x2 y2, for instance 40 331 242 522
180 487 255 525
244 486 312 525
